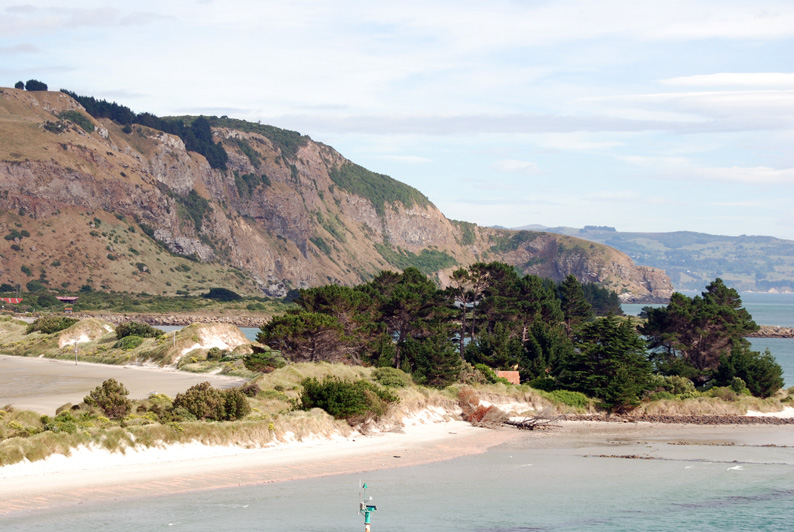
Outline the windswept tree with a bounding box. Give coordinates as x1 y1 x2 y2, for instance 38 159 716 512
257 311 350 363
640 279 760 383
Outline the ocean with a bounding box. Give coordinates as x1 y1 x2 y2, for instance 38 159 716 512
4 425 793 531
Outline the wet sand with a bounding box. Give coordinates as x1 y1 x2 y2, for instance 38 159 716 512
0 354 247 414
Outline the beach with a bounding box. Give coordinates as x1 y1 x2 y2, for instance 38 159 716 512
0 354 248 415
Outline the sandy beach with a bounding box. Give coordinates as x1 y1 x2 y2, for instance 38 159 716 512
0 354 248 415
0 419 518 516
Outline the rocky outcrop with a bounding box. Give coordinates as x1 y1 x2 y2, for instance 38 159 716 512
749 326 794 339
0 88 673 301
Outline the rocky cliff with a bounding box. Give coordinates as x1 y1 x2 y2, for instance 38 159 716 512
0 87 672 301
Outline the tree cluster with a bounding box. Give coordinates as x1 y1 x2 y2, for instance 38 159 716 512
640 279 783 397
260 267 784 408
60 90 228 170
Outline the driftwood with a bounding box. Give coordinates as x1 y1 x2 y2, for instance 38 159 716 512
504 408 561 430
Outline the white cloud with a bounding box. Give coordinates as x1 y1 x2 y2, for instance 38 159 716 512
620 155 794 184
660 73 794 88
493 159 540 174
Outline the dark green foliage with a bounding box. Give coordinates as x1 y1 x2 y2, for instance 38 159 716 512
299 377 398 422
5 229 30 240
243 348 287 372
549 389 589 409
114 335 145 350
451 220 477 246
177 189 211 233
14 81 24 89
582 282 623 316
139 223 155 238
222 388 251 420
206 347 223 361
61 91 229 169
58 110 94 133
84 378 131 419
373 367 413 388
36 294 60 307
374 244 457 274
25 280 47 292
488 231 540 253
560 315 652 411
115 321 161 340
641 279 761 385
229 138 260 168
26 315 78 334
310 236 332 256
203 287 241 301
257 312 349 363
715 346 784 398
329 162 430 218
234 172 269 197
207 116 309 160
0 283 16 292
407 327 463 388
25 79 48 91
558 274 593 334
43 120 67 133
172 382 225 420
171 382 250 421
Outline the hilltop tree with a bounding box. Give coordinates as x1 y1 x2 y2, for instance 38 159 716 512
14 81 24 89
24 79 48 91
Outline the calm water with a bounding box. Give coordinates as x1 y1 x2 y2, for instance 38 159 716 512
4 427 793 531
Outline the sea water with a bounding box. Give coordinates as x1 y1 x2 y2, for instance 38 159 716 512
4 427 793 531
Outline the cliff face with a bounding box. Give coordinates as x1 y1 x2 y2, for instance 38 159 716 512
0 88 672 301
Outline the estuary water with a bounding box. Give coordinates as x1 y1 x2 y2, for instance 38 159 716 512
3 425 793 531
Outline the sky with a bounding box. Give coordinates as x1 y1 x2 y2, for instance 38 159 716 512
2 0 794 240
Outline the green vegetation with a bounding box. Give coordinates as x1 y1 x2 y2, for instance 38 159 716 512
374 243 457 274
84 379 132 420
58 110 94 133
488 231 540 253
115 321 162 340
234 172 270 198
451 219 477 246
203 287 242 301
299 376 398 423
172 382 251 421
26 315 79 335
177 189 211 233
25 79 48 91
229 137 261 168
329 162 430 218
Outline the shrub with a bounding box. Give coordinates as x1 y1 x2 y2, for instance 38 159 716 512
14 81 23 89
528 376 558 392
206 347 223 361
299 377 398 423
240 382 261 397
223 388 251 420
171 382 225 421
114 335 144 350
373 367 413 388
58 110 94 133
203 287 241 301
243 348 287 373
84 378 131 420
171 382 250 421
26 315 78 334
115 321 161 340
548 389 589 409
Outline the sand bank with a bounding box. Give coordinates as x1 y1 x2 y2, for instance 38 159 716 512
0 354 247 415
0 419 518 516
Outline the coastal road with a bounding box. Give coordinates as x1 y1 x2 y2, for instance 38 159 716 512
0 355 248 415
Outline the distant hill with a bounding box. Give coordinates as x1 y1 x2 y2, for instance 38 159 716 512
0 87 672 301
515 225 794 292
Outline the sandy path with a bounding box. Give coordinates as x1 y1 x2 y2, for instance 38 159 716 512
0 354 248 415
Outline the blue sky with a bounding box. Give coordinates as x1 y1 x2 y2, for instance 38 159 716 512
3 0 794 239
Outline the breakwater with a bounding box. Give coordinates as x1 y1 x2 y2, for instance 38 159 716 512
565 413 794 425
73 313 268 328
749 325 794 338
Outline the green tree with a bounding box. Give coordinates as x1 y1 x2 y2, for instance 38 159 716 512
560 315 652 411
24 79 48 91
14 81 24 89
257 311 349 363
640 279 760 383
408 325 463 388
715 346 783 398
558 274 593 336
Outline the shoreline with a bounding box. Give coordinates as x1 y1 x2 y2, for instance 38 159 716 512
0 420 518 516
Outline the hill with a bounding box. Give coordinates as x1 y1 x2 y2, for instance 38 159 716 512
516 225 794 292
0 87 671 301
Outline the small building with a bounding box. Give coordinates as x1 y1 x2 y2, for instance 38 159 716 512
495 370 520 385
